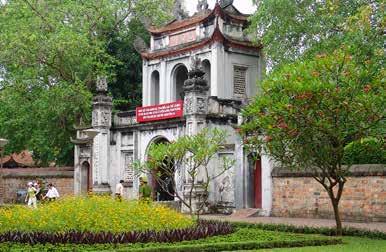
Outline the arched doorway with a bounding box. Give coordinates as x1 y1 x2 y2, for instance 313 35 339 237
202 59 211 88
150 70 160 105
148 137 175 201
80 161 90 194
172 64 188 101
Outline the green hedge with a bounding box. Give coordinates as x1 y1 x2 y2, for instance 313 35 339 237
343 137 386 165
0 227 341 251
125 239 341 252
232 222 386 240
0 238 341 252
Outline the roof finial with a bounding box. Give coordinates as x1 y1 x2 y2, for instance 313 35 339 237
197 0 209 12
173 0 189 20
220 0 234 8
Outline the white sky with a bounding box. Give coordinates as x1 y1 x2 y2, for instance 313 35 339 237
184 0 256 15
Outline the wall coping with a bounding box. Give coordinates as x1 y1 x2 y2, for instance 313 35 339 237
272 164 385 177
0 167 74 179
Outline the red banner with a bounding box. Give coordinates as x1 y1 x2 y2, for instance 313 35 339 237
136 100 184 123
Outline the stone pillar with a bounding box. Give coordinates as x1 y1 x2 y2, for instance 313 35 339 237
183 56 209 136
182 56 210 213
91 77 112 194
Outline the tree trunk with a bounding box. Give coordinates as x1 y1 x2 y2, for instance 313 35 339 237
331 198 343 236
314 175 345 236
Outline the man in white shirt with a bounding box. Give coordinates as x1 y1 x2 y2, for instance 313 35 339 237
43 183 60 201
115 180 124 201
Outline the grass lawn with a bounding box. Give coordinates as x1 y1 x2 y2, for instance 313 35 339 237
254 236 386 251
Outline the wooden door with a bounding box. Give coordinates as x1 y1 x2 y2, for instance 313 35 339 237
254 158 262 208
81 162 90 194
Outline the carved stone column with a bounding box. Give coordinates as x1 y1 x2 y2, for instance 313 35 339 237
91 77 112 194
183 56 210 136
182 56 210 213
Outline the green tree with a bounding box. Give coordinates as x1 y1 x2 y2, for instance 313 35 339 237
0 0 173 165
107 19 149 111
135 129 235 218
242 47 384 236
244 1 384 235
248 0 381 68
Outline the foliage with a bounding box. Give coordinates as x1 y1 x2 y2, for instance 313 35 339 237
0 196 193 233
135 129 235 217
233 222 386 240
343 137 386 165
0 82 92 165
0 220 233 245
248 0 383 68
0 0 173 165
242 48 384 172
243 2 385 235
258 237 386 252
107 18 150 111
0 227 341 251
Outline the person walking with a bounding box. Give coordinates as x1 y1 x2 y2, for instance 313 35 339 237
34 182 43 202
115 180 124 201
43 183 59 201
25 182 37 209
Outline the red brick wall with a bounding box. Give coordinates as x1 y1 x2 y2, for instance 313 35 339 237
272 176 386 222
1 167 74 203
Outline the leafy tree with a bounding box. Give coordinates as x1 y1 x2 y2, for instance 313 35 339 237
107 19 149 111
0 0 173 165
244 1 384 235
242 46 384 236
135 129 235 218
248 0 381 68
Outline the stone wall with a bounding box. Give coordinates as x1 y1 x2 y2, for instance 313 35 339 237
271 164 385 222
1 167 74 203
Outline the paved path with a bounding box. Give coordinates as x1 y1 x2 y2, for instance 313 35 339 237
202 215 386 233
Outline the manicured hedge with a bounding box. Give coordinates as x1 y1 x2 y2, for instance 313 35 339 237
0 227 342 251
232 222 386 240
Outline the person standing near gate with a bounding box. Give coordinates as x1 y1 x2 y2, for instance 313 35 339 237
25 182 37 208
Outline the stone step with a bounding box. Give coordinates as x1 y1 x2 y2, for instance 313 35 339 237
231 208 261 218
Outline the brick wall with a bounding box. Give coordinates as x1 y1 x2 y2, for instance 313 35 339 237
1 167 74 203
271 165 385 222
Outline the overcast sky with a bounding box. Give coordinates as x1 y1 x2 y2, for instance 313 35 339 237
184 0 256 15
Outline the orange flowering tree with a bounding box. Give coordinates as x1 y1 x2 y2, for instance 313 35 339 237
242 47 384 236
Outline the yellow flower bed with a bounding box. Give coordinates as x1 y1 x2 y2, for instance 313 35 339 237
0 196 194 233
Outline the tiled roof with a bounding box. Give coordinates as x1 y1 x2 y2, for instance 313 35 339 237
148 3 250 35
141 26 261 60
148 11 213 35
0 150 35 167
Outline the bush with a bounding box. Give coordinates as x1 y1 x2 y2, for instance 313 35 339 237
0 227 341 251
232 222 386 240
0 196 193 233
343 137 386 165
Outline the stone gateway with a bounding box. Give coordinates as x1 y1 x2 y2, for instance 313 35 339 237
72 3 271 215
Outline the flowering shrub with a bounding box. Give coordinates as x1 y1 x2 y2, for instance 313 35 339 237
0 196 194 233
